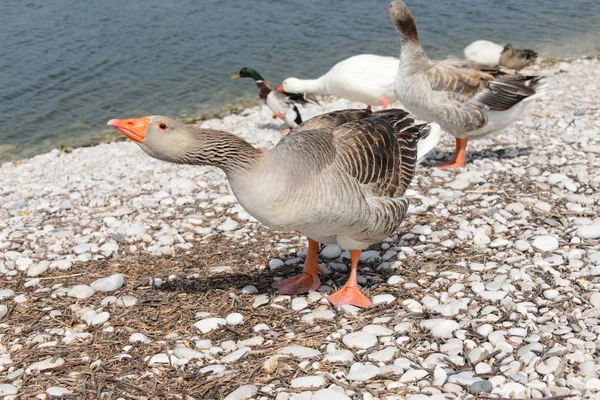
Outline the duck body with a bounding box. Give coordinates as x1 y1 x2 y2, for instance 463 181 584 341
108 109 434 307
233 67 317 128
388 1 547 168
280 54 399 109
499 44 538 71
463 40 504 65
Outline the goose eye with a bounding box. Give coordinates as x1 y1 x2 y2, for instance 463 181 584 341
157 122 168 130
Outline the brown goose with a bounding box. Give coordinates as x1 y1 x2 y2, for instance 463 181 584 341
388 1 547 169
232 67 318 130
499 44 538 71
107 108 434 307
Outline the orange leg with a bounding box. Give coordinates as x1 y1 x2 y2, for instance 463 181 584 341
272 113 286 119
280 128 290 135
272 239 322 294
381 97 389 110
438 137 468 169
327 250 372 308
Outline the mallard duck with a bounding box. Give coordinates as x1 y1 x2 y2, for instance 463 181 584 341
499 44 538 71
232 67 317 130
278 54 398 110
388 1 547 169
107 108 436 307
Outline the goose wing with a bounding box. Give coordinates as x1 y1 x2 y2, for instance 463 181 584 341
425 58 503 103
331 109 430 198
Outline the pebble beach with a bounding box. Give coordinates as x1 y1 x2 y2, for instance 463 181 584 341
1 57 600 399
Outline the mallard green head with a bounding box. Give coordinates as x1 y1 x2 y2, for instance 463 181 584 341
231 67 264 82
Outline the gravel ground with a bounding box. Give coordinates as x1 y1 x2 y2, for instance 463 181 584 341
1 57 600 400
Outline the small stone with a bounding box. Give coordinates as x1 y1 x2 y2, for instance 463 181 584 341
115 295 138 307
241 285 258 294
469 380 493 395
514 240 530 252
343 331 377 349
0 384 18 395
576 225 600 239
226 313 244 326
321 244 342 259
90 274 125 292
225 385 258 400
291 297 308 311
253 294 269 308
290 375 325 388
347 362 380 381
269 259 285 270
372 294 395 305
27 263 49 277
129 333 151 344
46 387 72 397
28 357 65 371
221 347 250 363
324 349 354 364
531 235 559 252
399 369 428 383
219 218 239 232
420 319 460 339
278 346 321 358
194 318 227 333
67 285 96 299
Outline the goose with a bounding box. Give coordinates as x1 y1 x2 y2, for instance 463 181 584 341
499 44 538 71
278 54 398 110
232 67 318 130
463 40 504 65
107 108 436 307
388 1 547 169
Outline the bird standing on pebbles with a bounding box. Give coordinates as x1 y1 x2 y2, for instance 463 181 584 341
232 67 318 132
108 108 436 307
388 0 547 169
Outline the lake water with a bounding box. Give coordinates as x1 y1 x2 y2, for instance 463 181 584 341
1 0 598 162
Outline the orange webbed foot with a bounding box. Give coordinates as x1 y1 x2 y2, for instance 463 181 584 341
436 159 466 169
327 286 372 308
272 270 322 294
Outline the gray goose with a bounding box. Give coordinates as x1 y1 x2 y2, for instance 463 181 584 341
499 44 538 71
232 67 318 131
108 108 434 307
388 1 547 169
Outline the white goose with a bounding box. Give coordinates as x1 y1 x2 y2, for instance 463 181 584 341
463 40 504 65
388 1 547 169
108 108 436 307
278 54 398 110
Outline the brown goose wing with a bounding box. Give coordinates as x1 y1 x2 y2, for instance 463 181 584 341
467 75 545 111
332 109 430 198
425 58 504 103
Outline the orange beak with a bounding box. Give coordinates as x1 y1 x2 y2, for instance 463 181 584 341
276 84 284 92
107 117 150 143
386 6 390 13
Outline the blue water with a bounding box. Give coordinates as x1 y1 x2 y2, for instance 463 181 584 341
1 0 599 162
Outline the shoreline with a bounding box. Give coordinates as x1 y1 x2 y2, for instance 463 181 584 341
1 56 600 399
2 55 598 166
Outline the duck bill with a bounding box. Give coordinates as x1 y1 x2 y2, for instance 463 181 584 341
231 73 241 79
276 84 284 92
107 117 150 143
386 6 390 13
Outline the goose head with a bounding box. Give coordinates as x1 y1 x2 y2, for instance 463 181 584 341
108 116 262 172
278 78 304 94
386 1 419 43
232 67 264 82
108 116 199 164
